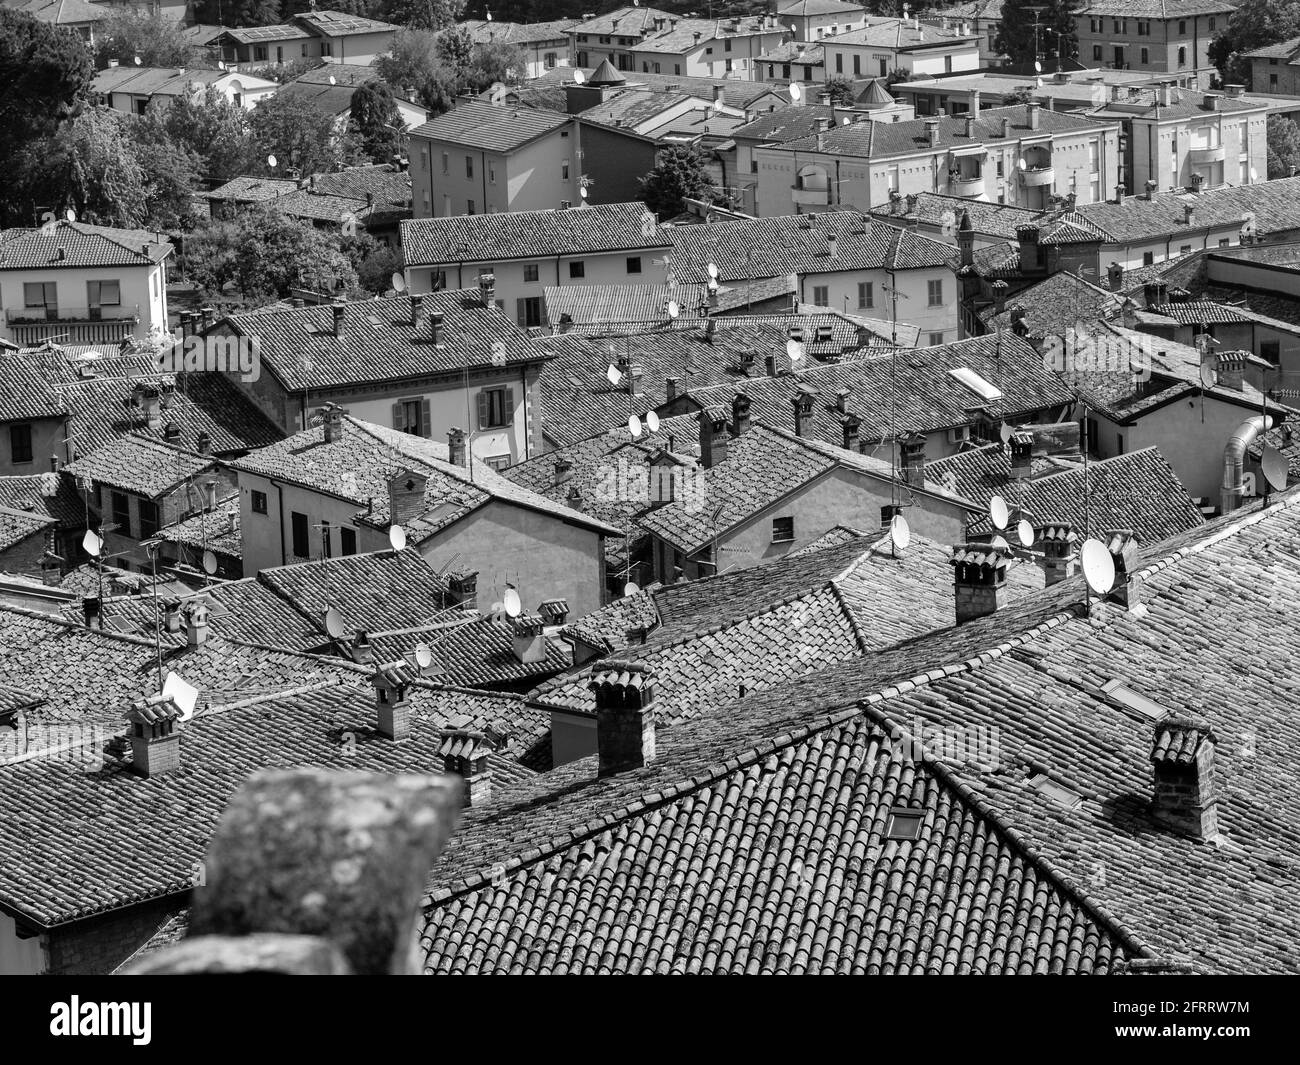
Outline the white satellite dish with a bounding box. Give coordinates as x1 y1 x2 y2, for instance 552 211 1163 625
786 338 805 362
1198 362 1218 390
1250 166 1259 182
328 75 337 85
1262 445 1288 491
707 277 719 293
890 514 911 550
789 82 803 102
1034 60 1042 73
412 642 434 670
267 154 278 169
998 422 1012 443
1018 157 1027 171
1080 538 1116 594
323 605 346 639
391 271 406 292
389 524 407 551
82 530 102 557
1017 519 1034 548
65 208 76 223
162 671 199 722
989 494 1009 530
201 549 218 575
134 55 142 66
646 410 660 433
606 363 622 386
712 96 724 113
580 186 588 200
990 535 1009 551
623 581 639 597
667 299 679 319
628 413 642 437
707 262 719 279
503 585 522 617
842 117 850 125
573 69 586 85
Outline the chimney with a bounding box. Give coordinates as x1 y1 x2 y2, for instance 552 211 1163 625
350 630 373 665
1027 102 1040 130
589 661 657 777
202 478 218 511
429 312 444 347
538 598 569 627
183 599 210 648
951 543 1009 624
969 89 980 114
900 433 926 488
665 376 680 402
1107 262 1124 292
446 571 478 610
925 118 940 148
478 273 496 307
440 731 494 807
1122 298 1137 329
135 383 162 429
826 232 837 260
387 469 428 526
1035 523 1078 585
698 406 729 468
409 293 422 327
731 392 752 436
1225 84 1245 98
372 662 410 741
163 598 183 633
322 402 344 443
713 85 724 106
1158 82 1173 107
1143 282 1161 310
1008 430 1033 480
127 695 182 778
331 300 346 338
1017 225 1041 272
553 456 574 486
1144 179 1157 200
1000 116 1010 139
626 363 643 395
791 387 814 437
964 114 975 138
1216 351 1246 391
624 624 648 647
992 280 1008 314
83 594 102 629
841 413 861 452
447 427 467 467
1105 529 1142 610
1203 93 1219 111
957 210 974 267
510 614 547 664
197 430 212 456
1150 717 1218 839
163 421 182 442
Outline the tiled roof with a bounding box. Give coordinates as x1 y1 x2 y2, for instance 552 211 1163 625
633 17 775 54
500 66 791 112
779 0 867 15
308 164 411 206
562 586 662 653
869 195 1049 240
0 474 84 529
0 357 67 421
980 270 1124 334
401 202 670 267
292 9 398 36
218 290 544 392
204 175 297 203
827 15 978 48
0 221 170 270
1242 34 1300 61
3 0 105 25
0 506 52 554
155 495 240 558
758 40 826 64
1146 300 1253 326
543 283 708 328
578 89 690 129
732 105 834 143
368 616 572 689
1079 0 1235 15
409 99 570 153
665 211 954 281
457 18 580 45
1074 178 1300 245
64 435 215 500
220 22 313 43
570 6 676 37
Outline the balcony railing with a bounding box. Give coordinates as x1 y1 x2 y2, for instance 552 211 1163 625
948 174 986 198
3 306 140 347
791 184 830 206
1189 144 1225 164
1019 164 1055 188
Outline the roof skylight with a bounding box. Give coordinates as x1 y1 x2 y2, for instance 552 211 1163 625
947 366 1004 401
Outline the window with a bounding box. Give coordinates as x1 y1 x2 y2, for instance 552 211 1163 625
431 268 447 290
726 59 733 72
1262 340 1281 365
927 279 943 306
772 516 795 543
654 62 660 73
1219 238 1231 247
517 296 542 327
1210 17 1216 30
853 55 860 75
85 280 121 321
251 489 268 515
783 63 791 79
1180 244 1192 255
569 260 585 278
885 808 924 841
253 45 267 61
1093 45 1102 61
523 263 539 282
466 156 473 178
751 159 759 173
1179 20 1186 34
1116 433 1124 455
23 282 57 319
319 519 332 560
9 424 33 465
1143 251 1155 266
928 332 945 346
395 398 425 436
441 152 449 174
138 500 159 540
627 256 642 274
467 199 476 215
562 160 570 179
1272 73 1279 88
484 455 512 472
812 285 829 305
291 511 309 558
836 53 842 74
477 387 513 429
804 66 812 80
1141 47 1149 64
1026 773 1083 810
340 527 357 556
675 64 681 75
545 52 557 69
320 42 332 57
112 491 131 537
858 282 874 309
1178 46 1187 67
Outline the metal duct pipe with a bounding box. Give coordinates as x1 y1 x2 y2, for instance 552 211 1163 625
1222 415 1274 515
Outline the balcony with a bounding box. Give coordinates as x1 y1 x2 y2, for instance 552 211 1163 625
948 174 986 198
1019 164 1055 188
791 184 829 206
1189 143 1226 165
3 307 140 347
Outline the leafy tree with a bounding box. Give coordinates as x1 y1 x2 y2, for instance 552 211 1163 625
186 206 360 302
995 0 1076 72
281 0 381 14
466 39 526 92
381 0 466 31
351 80 403 163
375 27 456 113
640 144 714 219
94 11 196 69
1267 115 1300 178
436 24 475 85
0 9 93 222
28 110 152 229
343 233 405 295
884 67 912 89
190 0 282 27
163 87 258 183
126 113 204 229
1209 0 1300 88
249 94 365 177
1002 86 1035 105
824 77 856 107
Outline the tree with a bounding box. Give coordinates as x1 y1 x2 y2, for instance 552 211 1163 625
1209 0 1300 88
343 233 405 295
0 9 93 222
466 39 526 92
94 11 196 69
163 87 258 183
351 81 403 163
375 27 457 114
824 77 856 107
1267 115 1300 178
436 24 475 87
127 114 204 229
190 0 281 27
995 0 1076 72
640 144 714 219
26 110 152 229
381 0 466 31
249 94 365 177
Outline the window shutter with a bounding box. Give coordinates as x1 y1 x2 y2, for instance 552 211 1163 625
477 390 489 430
516 299 527 326
421 398 432 437
391 402 404 430
504 388 515 426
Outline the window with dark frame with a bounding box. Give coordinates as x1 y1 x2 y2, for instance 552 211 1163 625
251 489 268 514
340 526 357 555
138 500 159 540
112 492 131 538
9 423 33 465
291 511 309 558
772 516 795 543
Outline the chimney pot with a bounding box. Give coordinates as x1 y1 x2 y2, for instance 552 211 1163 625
791 388 814 437
446 571 478 610
1105 529 1142 609
589 661 657 776
387 468 428 527
1034 522 1078 585
951 543 1009 624
447 427 467 467
183 599 210 648
127 695 183 777
900 432 926 488
1151 717 1218 839
372 663 411 740
331 300 346 338
510 614 547 664
442 731 495 807
665 375 680 402
698 406 729 468
731 392 752 436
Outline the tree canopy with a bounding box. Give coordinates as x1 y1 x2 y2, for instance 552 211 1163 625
248 94 366 177
351 81 404 165
995 0 1076 73
1267 115 1300 179
1209 0 1300 87
640 144 715 219
94 11 197 70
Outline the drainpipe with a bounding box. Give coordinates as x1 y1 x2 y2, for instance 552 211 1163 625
1222 415 1273 515
270 477 288 566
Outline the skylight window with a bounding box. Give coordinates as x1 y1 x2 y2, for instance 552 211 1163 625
885 807 924 840
1099 679 1171 721
947 366 1004 402
1026 773 1083 811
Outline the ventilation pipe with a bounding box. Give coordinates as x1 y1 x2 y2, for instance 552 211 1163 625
1221 415 1273 515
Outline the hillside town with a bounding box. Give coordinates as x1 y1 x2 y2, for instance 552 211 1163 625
1 0 1299 998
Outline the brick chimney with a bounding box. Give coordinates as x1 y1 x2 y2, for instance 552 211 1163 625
900 432 926 488
992 279 1008 314
698 406 729 468
538 598 569 626
1035 522 1077 585
331 300 346 338
409 293 422 327
446 571 478 610
665 376 680 402
372 662 410 740
387 469 428 526
731 392 752 436
842 412 861 451
1106 262 1124 292
183 599 210 647
447 427 467 466
924 117 940 148
197 431 212 456
553 456 574 486
1009 430 1034 480
429 311 444 347
478 273 496 307
950 543 1009 624
1027 101 1040 130
127 695 182 777
1105 529 1142 609
440 730 495 807
1216 351 1246 391
1150 716 1218 839
589 661 657 776
510 613 547 664
791 387 814 437
957 210 974 266
162 598 183 633
1017 225 1041 272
